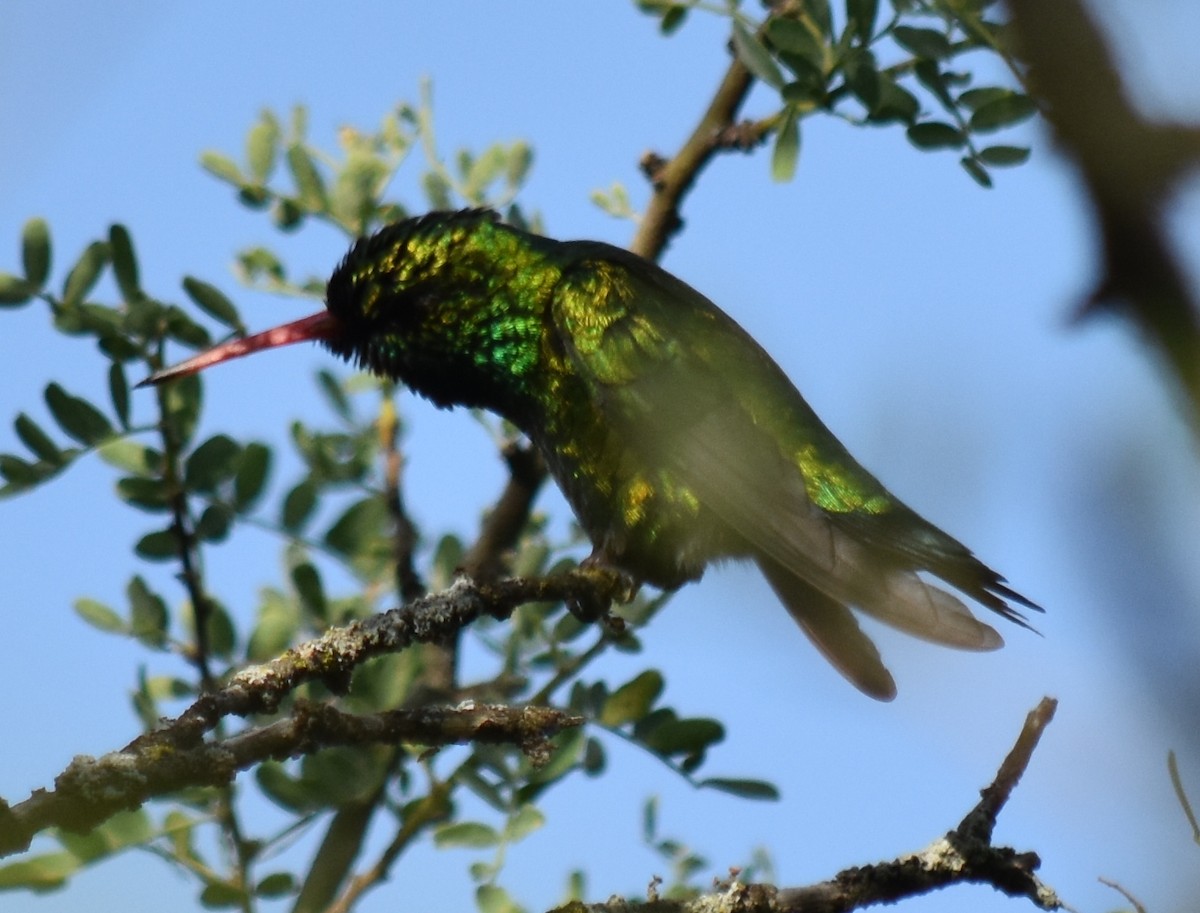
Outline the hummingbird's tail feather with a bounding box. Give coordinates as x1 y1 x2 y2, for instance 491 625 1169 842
759 558 897 701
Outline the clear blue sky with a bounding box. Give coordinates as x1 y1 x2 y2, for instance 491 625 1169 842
2 3 1198 912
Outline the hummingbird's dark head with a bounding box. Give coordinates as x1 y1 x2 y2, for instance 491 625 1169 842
316 209 549 413
319 210 503 378
137 210 509 391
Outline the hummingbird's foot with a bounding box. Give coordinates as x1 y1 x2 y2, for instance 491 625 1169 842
567 552 639 633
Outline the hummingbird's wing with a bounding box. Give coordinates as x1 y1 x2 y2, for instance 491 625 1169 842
552 247 1029 698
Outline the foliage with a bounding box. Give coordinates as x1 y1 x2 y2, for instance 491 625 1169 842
636 0 1033 187
0 89 773 912
0 3 1037 911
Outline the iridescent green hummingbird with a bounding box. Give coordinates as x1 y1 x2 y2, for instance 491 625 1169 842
143 209 1038 700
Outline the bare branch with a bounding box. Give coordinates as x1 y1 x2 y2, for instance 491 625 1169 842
549 698 1062 913
630 55 756 262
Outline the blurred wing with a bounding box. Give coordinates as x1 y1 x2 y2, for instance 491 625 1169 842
551 247 1008 695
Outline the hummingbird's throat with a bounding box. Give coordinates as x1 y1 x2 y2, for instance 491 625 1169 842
137 310 340 386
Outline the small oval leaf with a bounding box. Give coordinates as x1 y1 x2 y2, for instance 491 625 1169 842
62 241 109 306
44 383 114 446
74 597 126 634
732 21 785 89
699 777 781 801
906 121 965 150
433 821 500 849
14 413 61 464
182 277 243 331
21 218 51 287
600 670 663 727
108 224 141 301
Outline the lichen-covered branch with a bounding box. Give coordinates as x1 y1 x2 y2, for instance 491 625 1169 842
0 570 626 857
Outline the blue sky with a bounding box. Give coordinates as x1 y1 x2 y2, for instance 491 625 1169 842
2 3 1199 912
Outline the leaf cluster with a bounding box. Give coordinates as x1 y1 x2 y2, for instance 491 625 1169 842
637 0 1035 186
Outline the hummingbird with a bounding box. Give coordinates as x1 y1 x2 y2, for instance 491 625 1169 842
143 208 1038 700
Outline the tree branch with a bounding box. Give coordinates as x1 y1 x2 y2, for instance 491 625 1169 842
0 570 627 856
550 698 1062 913
630 54 757 261
1007 0 1200 434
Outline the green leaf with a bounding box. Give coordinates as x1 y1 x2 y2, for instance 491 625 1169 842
62 241 109 306
247 589 299 661
732 22 784 89
771 108 802 182
182 276 243 331
476 884 520 913
660 5 687 35
287 143 328 211
957 86 1012 112
700 777 780 800
977 145 1030 166
97 439 157 475
892 25 952 60
845 0 878 41
135 529 179 561
163 305 212 348
330 157 380 231
108 362 130 428
128 575 169 647
74 597 126 634
639 717 725 756
642 795 658 843
0 453 46 487
906 121 965 150
185 434 241 492
0 272 35 306
870 77 920 124
913 59 953 109
766 19 825 72
960 155 993 188
281 478 318 531
14 413 61 464
108 224 141 301
234 442 271 510
116 476 170 511
505 141 534 189
969 93 1037 132
433 821 500 849
324 495 387 557
600 670 663 727
200 601 236 660
195 504 231 542
255 872 295 899
200 150 243 185
237 246 286 285
21 217 51 287
200 881 246 909
246 112 281 182
503 804 545 843
317 369 353 422
0 852 80 890
843 47 880 110
162 373 203 448
45 383 114 446
290 561 327 621
422 170 453 211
